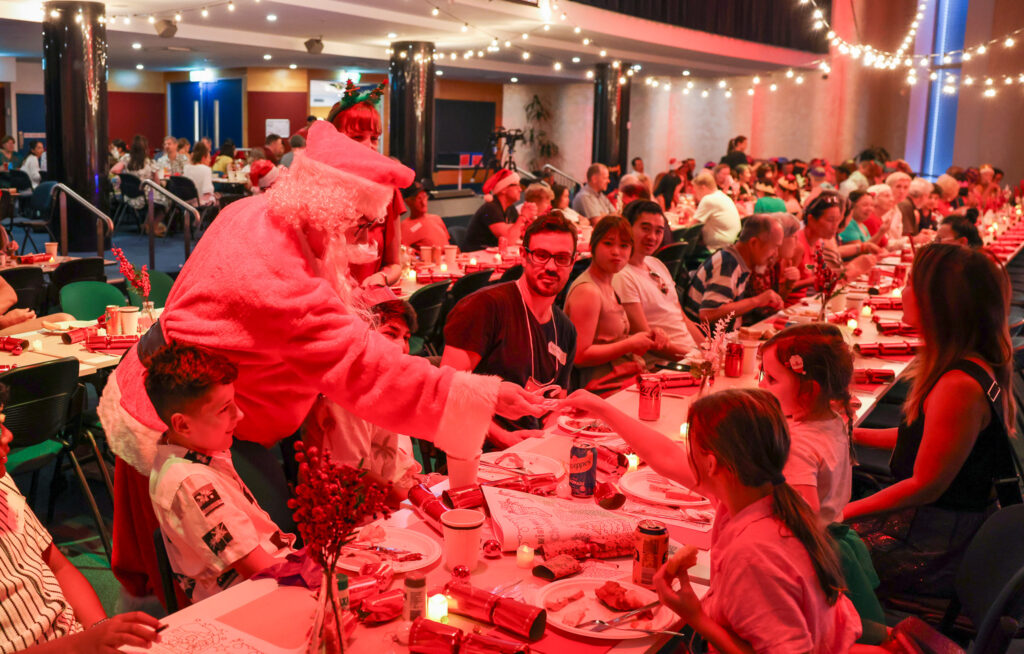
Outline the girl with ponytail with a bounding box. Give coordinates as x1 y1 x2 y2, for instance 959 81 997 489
759 323 856 524
559 388 861 652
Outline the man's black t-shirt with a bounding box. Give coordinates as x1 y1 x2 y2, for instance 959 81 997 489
654 172 681 209
444 281 576 431
463 200 518 252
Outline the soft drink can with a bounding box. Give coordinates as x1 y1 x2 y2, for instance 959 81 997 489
893 264 908 287
105 305 121 336
724 342 743 378
569 439 597 498
632 520 669 588
868 267 882 287
637 374 662 421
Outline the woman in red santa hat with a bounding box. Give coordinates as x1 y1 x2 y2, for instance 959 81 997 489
98 119 548 611
326 80 404 288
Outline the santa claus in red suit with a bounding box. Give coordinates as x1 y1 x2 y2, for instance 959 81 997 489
98 120 545 608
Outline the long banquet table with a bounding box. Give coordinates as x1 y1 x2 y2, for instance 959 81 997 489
99 203 1024 652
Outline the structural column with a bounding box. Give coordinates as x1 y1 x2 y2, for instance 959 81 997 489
43 1 109 251
591 62 631 175
388 41 435 187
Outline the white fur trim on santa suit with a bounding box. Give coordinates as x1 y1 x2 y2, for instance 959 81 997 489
99 373 163 474
434 371 502 461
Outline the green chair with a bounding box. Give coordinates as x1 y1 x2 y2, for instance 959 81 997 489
127 270 174 309
1 358 112 560
59 281 126 320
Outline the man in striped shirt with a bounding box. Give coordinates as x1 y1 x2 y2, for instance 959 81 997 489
0 384 161 652
684 214 785 325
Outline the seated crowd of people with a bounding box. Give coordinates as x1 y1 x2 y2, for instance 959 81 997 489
0 112 1020 654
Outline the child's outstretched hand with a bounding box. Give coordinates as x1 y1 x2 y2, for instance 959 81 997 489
556 389 606 417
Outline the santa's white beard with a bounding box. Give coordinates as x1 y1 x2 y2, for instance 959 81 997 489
346 240 380 265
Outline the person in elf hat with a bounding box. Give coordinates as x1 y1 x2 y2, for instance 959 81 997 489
248 159 283 194
97 120 549 612
462 168 535 252
326 79 403 288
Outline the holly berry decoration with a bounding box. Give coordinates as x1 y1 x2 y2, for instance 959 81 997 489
288 440 392 571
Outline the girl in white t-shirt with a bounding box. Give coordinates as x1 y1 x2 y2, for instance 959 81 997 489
759 323 855 524
560 388 862 653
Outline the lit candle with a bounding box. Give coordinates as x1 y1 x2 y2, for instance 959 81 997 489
516 544 535 568
495 253 503 264
439 262 448 273
892 287 903 298
846 318 858 331
469 256 477 266
625 453 640 473
427 594 448 622
859 304 872 329
406 268 417 281
860 305 872 318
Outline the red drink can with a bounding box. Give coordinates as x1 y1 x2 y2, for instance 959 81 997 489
632 520 669 588
569 439 598 498
637 374 662 421
868 267 882 287
724 342 743 378
893 264 908 287
105 305 121 336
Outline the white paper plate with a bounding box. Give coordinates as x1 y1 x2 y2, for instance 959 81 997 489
535 577 675 640
619 470 709 507
336 526 441 574
38 320 95 334
557 414 617 438
478 451 564 481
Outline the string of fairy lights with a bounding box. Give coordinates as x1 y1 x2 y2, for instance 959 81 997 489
33 0 1024 98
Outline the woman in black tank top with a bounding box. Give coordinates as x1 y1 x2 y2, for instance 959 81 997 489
845 245 1015 599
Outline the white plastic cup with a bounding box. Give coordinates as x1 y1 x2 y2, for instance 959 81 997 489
44 242 58 258
447 455 479 489
440 509 485 572
741 340 760 376
420 245 434 265
444 245 458 269
846 292 868 314
118 306 140 335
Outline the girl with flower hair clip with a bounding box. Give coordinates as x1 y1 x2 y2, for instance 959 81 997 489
758 323 856 524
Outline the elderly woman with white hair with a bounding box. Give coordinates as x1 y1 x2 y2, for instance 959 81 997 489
897 176 938 243
867 183 903 246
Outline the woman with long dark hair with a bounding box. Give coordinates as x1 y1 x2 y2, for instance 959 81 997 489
559 388 861 652
847 244 1015 598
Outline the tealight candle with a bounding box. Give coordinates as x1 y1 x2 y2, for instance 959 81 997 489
625 453 640 472
439 262 448 272
427 593 449 622
406 268 417 281
516 544 534 568
469 256 477 266
892 287 903 298
495 253 502 264
846 318 858 331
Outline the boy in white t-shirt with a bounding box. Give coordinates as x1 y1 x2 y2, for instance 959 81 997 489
145 342 295 603
615 201 701 359
0 383 162 653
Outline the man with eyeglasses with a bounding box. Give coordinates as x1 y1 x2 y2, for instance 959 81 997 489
614 201 702 359
443 212 580 449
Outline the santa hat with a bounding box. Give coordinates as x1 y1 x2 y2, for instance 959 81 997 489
482 169 520 201
264 121 414 239
249 160 282 191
